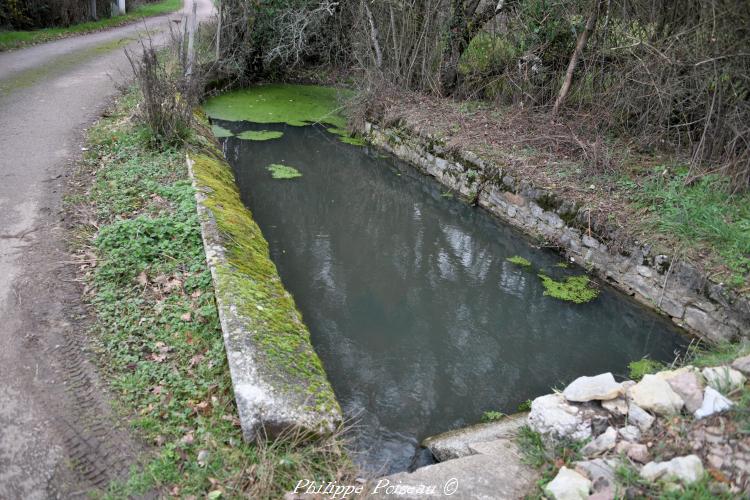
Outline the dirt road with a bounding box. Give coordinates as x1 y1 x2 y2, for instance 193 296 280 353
0 2 213 497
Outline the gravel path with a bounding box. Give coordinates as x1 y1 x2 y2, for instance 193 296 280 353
0 2 213 497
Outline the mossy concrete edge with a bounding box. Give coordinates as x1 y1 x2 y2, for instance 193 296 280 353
185 129 341 441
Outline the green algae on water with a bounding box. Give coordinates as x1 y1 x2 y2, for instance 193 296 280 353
339 135 366 146
202 84 351 129
268 164 302 180
506 255 532 267
237 130 284 141
538 273 599 303
211 124 234 138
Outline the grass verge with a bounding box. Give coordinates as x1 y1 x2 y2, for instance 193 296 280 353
0 0 182 51
68 87 353 498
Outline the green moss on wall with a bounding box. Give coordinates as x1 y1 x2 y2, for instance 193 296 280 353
188 131 339 413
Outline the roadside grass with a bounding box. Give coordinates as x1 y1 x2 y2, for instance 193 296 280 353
621 169 750 288
0 0 182 51
71 88 353 498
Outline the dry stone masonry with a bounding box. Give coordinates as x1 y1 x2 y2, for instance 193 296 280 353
365 122 750 343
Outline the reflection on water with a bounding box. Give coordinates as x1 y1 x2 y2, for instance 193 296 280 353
219 120 688 474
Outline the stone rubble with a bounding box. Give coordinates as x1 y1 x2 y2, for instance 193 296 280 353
640 455 704 485
694 386 733 419
544 466 592 500
627 374 684 415
524 354 750 497
581 427 617 458
702 366 746 393
562 373 622 402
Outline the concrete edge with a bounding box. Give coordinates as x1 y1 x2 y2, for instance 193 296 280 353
185 151 342 440
365 121 749 343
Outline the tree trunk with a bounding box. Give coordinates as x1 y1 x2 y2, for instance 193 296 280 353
89 0 97 21
439 1 503 96
364 2 382 69
551 0 602 116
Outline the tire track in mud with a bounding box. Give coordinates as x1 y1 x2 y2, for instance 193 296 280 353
9 207 144 498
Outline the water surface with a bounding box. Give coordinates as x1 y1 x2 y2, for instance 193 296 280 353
217 120 687 474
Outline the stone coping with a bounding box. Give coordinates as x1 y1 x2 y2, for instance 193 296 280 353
365 122 749 343
186 134 341 440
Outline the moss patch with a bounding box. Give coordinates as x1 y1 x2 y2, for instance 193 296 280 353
237 130 284 141
538 274 599 303
267 164 302 179
188 137 336 413
506 255 532 267
211 124 233 138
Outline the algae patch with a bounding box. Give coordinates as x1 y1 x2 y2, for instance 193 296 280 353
506 255 532 267
211 124 234 138
268 164 302 179
237 130 284 141
538 274 599 303
202 84 350 129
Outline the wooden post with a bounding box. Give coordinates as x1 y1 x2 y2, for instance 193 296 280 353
186 1 198 77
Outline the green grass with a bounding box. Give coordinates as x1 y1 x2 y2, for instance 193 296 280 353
623 169 750 288
517 426 586 497
72 89 352 498
628 357 667 381
480 410 506 423
0 0 182 51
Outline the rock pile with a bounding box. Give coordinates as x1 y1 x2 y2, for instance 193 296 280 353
530 358 750 499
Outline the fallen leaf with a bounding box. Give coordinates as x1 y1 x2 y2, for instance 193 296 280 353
181 312 192 322
136 271 148 286
180 432 195 445
191 290 202 299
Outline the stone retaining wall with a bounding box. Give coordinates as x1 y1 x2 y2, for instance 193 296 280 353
365 122 749 343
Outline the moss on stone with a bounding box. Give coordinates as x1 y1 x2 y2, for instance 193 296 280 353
267 164 302 179
507 255 532 267
237 130 284 141
189 148 338 413
537 273 599 303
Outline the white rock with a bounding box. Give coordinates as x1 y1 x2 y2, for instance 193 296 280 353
628 374 684 415
702 366 746 393
658 367 704 413
731 354 750 376
640 455 704 485
581 427 617 458
615 441 649 463
528 394 593 442
618 425 641 442
563 373 622 402
601 397 628 417
694 386 734 419
627 403 655 432
544 466 592 500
